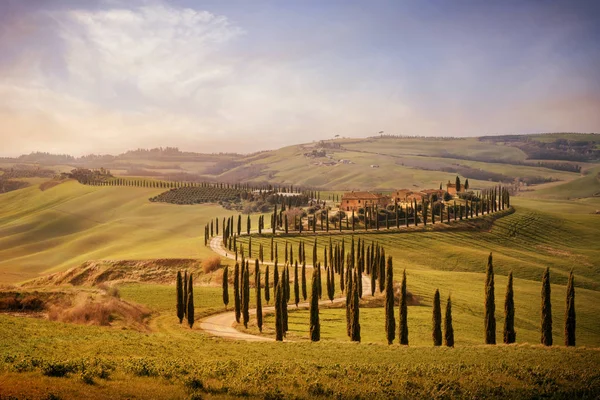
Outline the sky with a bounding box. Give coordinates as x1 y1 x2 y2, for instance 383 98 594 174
1 0 599 156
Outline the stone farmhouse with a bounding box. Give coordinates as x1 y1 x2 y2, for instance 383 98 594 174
340 191 389 212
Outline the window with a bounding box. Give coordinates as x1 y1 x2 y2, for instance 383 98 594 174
358 200 361 203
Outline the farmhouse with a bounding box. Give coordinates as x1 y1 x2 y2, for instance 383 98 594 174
341 191 389 212
446 181 460 196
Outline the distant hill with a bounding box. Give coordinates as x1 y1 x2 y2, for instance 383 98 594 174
1 133 598 191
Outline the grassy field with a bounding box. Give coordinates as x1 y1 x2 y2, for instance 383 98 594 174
0 180 269 284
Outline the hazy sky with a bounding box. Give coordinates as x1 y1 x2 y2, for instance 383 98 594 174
1 0 599 156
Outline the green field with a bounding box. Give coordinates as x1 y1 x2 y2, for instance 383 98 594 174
1 134 600 398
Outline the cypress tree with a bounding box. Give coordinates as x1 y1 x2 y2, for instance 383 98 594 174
455 176 461 192
294 261 300 307
242 263 250 328
565 269 576 347
370 253 377 296
317 262 322 299
187 274 195 328
265 265 270 304
301 261 307 300
350 270 361 342
273 261 279 291
270 236 274 261
275 281 284 341
503 271 516 344
327 265 335 302
432 289 442 346
541 267 552 346
222 266 229 310
346 264 353 337
234 263 241 322
247 215 251 235
256 268 263 332
484 253 496 344
384 256 395 345
183 271 188 317
399 269 408 345
444 295 454 347
310 268 320 341
282 267 289 333
176 271 184 323
378 248 386 293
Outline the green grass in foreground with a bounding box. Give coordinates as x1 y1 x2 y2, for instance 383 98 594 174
1 314 599 399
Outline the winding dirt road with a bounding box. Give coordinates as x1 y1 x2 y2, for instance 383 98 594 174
199 235 371 342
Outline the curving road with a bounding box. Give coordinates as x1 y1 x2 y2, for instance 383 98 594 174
199 235 371 342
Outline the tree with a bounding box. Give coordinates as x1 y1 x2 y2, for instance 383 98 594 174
256 268 263 332
242 262 250 328
222 266 229 310
455 176 461 192
503 271 516 344
282 267 289 333
237 215 241 236
176 271 184 323
378 248 386 293
565 269 576 346
247 215 251 235
464 178 469 191
442 294 455 347
294 261 300 307
234 263 241 323
183 271 188 317
275 281 284 341
541 267 552 346
265 265 270 304
301 261 307 300
187 274 195 328
310 268 320 342
350 270 361 342
399 269 409 345
384 256 395 345
432 289 442 346
484 253 496 344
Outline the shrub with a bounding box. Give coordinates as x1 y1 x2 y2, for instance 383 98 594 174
202 256 221 274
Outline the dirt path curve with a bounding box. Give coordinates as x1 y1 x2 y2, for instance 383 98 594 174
200 235 371 342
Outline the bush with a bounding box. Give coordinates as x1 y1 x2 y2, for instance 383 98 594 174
202 256 221 274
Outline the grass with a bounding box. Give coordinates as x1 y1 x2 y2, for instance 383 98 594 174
0 180 269 284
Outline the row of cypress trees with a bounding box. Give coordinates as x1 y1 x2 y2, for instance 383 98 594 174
176 270 195 328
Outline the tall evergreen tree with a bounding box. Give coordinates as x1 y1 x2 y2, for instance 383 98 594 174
350 270 361 342
399 269 409 345
301 261 307 300
237 215 241 236
317 262 322 299
187 274 195 328
273 261 279 291
256 268 263 332
247 215 251 235
378 248 386 293
275 281 284 341
346 264 353 337
282 267 289 333
484 253 496 344
444 295 454 347
176 271 184 323
265 265 270 304
384 256 395 345
234 263 241 323
541 267 553 346
455 176 461 192
432 289 442 346
565 269 576 347
242 263 250 328
503 271 516 344
222 266 229 310
294 261 300 307
310 268 320 342
183 271 188 317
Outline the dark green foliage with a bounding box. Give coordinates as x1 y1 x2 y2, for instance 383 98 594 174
385 256 395 345
444 295 454 347
310 268 320 342
176 271 184 323
346 265 353 337
265 265 270 304
294 261 300 307
399 269 408 345
455 175 461 192
317 262 322 299
275 281 284 341
247 215 251 235
183 271 188 317
432 289 442 346
484 253 496 344
378 248 386 293
273 261 279 291
222 266 229 309
301 261 307 300
282 267 289 333
503 271 516 344
234 263 241 323
565 269 576 346
242 262 250 328
256 268 263 332
541 267 553 346
350 270 361 342
187 274 195 328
